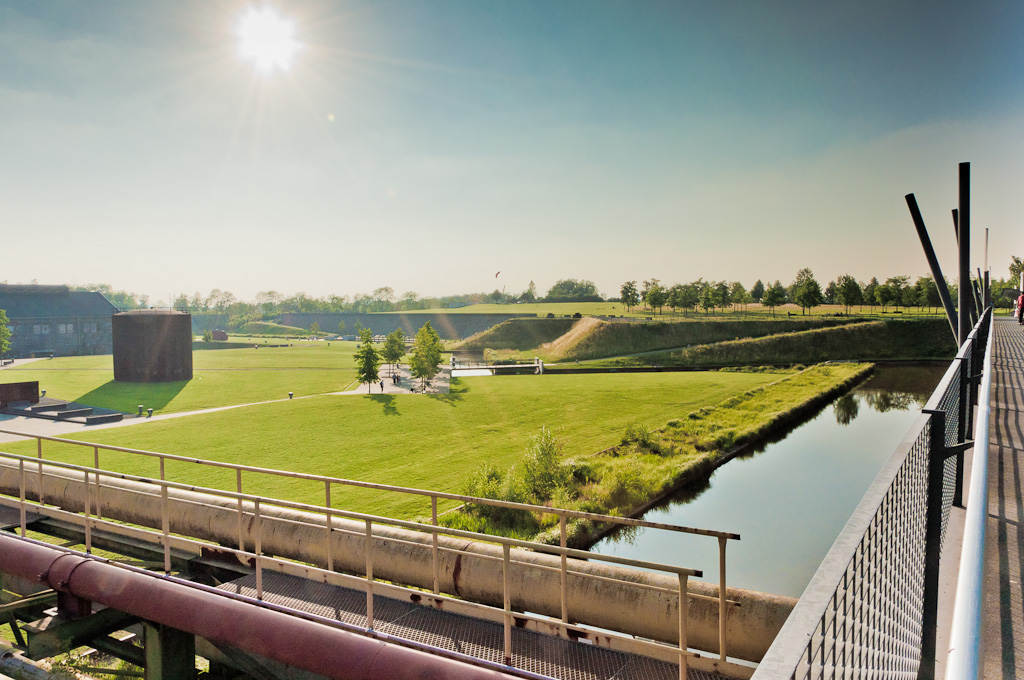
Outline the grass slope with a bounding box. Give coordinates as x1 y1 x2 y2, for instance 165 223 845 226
411 301 947 319
456 318 577 351
2 372 786 519
591 319 955 367
0 342 360 413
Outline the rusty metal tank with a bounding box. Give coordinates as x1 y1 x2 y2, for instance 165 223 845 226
112 309 193 382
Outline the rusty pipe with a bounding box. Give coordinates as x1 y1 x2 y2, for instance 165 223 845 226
0 534 511 680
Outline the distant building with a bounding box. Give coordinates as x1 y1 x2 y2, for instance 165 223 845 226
0 284 116 358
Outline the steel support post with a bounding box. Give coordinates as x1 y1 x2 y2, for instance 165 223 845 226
906 194 958 343
958 163 971 347
918 410 947 680
954 359 968 507
143 622 195 680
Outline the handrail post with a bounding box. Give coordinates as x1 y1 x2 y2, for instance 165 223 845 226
325 481 333 572
679 573 689 680
918 409 947 680
36 437 44 506
19 459 26 537
365 519 374 630
431 496 439 594
955 358 968 507
718 536 727 661
84 469 92 553
560 513 568 623
161 478 171 575
503 543 512 666
236 469 244 551
254 499 263 600
93 445 102 519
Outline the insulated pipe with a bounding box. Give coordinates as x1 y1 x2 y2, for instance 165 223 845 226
0 535 509 680
906 193 958 342
0 462 793 662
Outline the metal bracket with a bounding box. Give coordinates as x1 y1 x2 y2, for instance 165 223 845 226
942 441 973 460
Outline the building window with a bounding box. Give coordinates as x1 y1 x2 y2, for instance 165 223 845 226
33 325 41 335
41 325 50 335
67 324 74 334
58 324 67 334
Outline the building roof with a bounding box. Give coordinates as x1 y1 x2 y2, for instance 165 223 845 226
0 286 116 319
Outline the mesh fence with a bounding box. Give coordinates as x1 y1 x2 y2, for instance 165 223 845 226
754 310 991 680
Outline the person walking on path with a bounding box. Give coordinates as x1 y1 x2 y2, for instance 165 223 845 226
1017 293 1024 325
380 380 385 392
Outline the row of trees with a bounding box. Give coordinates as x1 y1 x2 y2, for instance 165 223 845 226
353 322 444 393
619 270 969 316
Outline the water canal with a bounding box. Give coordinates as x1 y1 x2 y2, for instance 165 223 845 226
593 365 947 598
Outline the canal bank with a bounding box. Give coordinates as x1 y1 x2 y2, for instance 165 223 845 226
594 364 947 597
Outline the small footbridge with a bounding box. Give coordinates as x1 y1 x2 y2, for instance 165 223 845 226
0 428 790 680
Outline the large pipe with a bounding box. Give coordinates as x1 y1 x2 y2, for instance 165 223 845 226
0 461 792 662
906 193 958 342
958 162 971 346
0 535 509 680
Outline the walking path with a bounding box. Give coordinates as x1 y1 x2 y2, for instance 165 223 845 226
982 316 1024 678
0 364 450 444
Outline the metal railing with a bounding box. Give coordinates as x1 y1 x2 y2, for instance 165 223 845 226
752 307 991 680
944 315 994 679
0 451 699 678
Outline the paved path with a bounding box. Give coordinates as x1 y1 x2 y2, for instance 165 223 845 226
0 365 451 445
982 317 1024 678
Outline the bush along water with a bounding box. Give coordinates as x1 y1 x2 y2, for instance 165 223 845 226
441 362 873 547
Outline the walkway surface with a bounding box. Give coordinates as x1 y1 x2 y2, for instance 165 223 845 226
983 317 1024 678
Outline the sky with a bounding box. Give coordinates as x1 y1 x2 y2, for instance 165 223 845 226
1 0 1022 305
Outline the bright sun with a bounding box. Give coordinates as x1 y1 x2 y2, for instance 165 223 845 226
235 6 299 74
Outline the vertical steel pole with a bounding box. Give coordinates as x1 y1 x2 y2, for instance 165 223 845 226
955 358 968 507
255 499 263 600
958 162 971 347
679 574 689 680
19 459 26 537
93 446 101 519
237 469 244 551
919 410 947 680
36 438 44 506
84 470 92 553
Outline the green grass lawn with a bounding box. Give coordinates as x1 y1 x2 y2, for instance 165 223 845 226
2 371 788 519
0 342 362 414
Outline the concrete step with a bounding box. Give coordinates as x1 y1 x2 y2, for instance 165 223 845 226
56 408 94 419
85 413 123 425
29 403 67 412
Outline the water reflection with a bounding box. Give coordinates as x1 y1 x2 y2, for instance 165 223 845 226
594 364 948 597
833 366 937 425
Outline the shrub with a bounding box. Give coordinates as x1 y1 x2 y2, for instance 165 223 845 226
521 427 573 500
202 329 213 343
621 420 654 447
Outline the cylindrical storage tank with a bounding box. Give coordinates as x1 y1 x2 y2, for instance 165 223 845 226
112 310 193 382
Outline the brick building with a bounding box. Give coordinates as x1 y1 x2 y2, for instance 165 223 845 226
0 284 116 358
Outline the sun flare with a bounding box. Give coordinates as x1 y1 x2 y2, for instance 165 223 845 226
235 6 299 74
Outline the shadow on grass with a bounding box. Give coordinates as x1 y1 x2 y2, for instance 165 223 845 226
75 380 189 413
428 377 467 407
370 394 399 416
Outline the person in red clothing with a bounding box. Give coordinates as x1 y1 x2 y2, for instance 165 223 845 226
1016 293 1024 325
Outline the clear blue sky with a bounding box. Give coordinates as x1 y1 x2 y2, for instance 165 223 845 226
2 1 1021 304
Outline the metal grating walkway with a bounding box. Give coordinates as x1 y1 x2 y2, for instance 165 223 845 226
217 571 734 680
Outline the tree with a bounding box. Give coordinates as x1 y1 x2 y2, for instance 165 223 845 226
1 309 11 356
823 281 837 305
679 283 700 314
667 284 685 315
202 329 213 343
643 279 667 314
750 279 765 303
1011 256 1024 286
762 280 786 316
353 328 381 394
885 276 910 311
836 275 862 314
699 286 715 315
410 322 444 389
520 281 538 304
713 281 731 313
916 276 941 313
338 320 346 335
310 322 320 336
729 282 747 312
862 278 880 309
792 268 823 316
382 329 406 376
545 279 600 301
620 281 640 312
875 284 894 312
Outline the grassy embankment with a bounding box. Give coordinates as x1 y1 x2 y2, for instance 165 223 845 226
413 300 947 319
0 342 361 414
0 371 786 520
589 318 955 368
461 316 859 363
444 362 873 545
